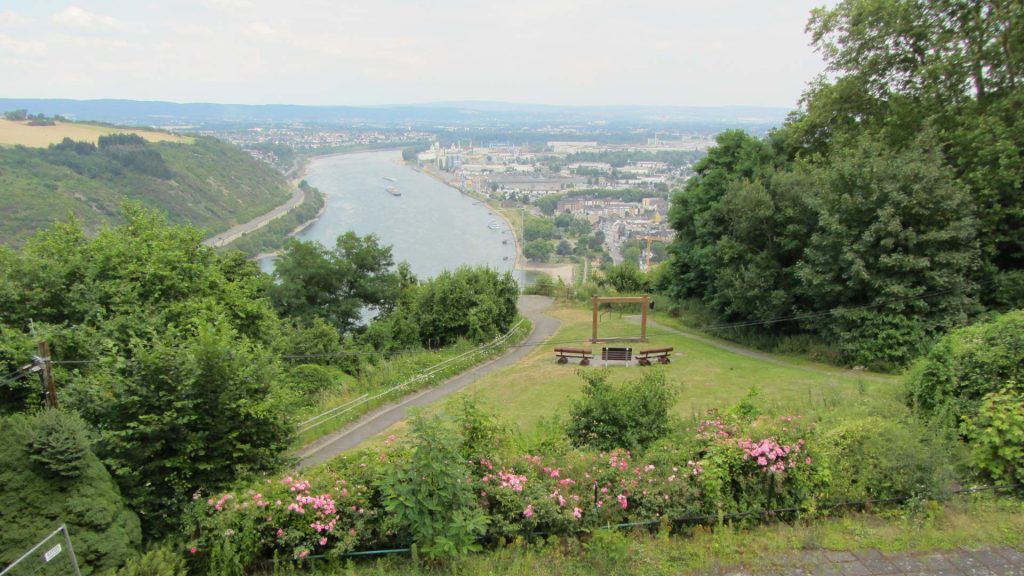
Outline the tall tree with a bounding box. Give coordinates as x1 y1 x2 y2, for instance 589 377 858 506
269 233 404 334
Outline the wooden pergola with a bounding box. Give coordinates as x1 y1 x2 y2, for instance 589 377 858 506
590 295 649 343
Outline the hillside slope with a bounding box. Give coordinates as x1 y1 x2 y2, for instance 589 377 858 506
0 132 292 246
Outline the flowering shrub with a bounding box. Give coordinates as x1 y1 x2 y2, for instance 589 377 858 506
184 455 382 570
186 406 957 570
692 414 822 520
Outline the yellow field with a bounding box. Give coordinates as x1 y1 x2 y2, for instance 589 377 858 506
0 119 192 147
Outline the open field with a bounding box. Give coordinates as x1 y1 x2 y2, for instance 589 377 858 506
357 302 900 447
0 119 191 147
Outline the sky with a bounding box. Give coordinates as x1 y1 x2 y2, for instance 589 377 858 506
0 1 833 108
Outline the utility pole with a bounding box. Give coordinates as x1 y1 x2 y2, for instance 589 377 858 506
36 341 58 409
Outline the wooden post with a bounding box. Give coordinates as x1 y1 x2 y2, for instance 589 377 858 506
591 295 599 343
641 296 649 342
38 341 58 409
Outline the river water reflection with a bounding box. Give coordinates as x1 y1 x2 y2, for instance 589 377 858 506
259 150 518 280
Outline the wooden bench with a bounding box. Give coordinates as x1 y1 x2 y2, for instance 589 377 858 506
637 347 674 366
601 346 633 367
554 347 593 366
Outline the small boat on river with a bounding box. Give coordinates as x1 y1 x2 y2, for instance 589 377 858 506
385 186 401 196
383 176 397 182
488 220 499 230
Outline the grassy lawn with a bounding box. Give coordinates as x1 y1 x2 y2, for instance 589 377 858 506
356 302 902 446
0 119 191 147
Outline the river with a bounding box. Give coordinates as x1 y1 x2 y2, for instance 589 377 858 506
259 150 518 280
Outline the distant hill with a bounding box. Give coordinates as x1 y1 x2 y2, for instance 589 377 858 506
0 98 790 129
0 125 292 247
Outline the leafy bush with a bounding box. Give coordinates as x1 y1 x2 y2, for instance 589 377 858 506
907 310 1024 429
816 417 954 503
0 410 141 575
960 381 1024 490
378 413 489 559
115 546 188 576
567 370 676 451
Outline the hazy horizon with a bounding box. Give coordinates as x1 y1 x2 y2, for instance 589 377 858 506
1 1 833 109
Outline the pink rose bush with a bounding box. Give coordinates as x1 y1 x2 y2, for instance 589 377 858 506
186 409 825 568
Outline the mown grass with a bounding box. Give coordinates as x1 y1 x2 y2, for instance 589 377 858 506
459 305 896 434
351 302 900 449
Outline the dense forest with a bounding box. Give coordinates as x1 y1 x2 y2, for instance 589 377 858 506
0 133 293 246
664 0 1024 369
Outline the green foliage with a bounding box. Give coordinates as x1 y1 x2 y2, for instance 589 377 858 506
222 181 326 256
0 135 293 247
408 266 519 347
585 528 630 573
115 546 188 576
600 262 651 294
797 133 979 367
523 216 555 242
269 233 405 335
817 417 954 504
663 0 1024 367
524 239 552 263
0 410 141 575
799 0 1024 309
566 370 676 452
378 412 489 560
907 310 1024 430
75 322 292 537
27 408 90 479
961 381 1024 489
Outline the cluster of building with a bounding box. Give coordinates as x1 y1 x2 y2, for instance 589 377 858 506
417 138 704 201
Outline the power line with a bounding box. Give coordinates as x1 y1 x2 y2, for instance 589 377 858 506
31 278 995 367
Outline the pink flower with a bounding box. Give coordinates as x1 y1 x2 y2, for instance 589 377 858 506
805 457 812 465
319 537 328 546
573 507 582 520
189 547 197 555
523 504 535 519
617 494 628 509
298 550 309 559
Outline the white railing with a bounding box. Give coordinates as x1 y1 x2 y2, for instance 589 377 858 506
296 319 525 434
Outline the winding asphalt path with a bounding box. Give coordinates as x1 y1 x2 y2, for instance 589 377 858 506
298 295 559 467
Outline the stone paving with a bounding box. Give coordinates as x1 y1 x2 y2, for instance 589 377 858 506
717 547 1024 576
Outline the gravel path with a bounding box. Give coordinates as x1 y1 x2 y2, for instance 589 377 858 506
298 295 559 467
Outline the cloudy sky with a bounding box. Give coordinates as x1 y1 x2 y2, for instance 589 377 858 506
0 1 832 108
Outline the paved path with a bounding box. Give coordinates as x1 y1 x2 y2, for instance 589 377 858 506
203 185 305 248
298 295 559 467
714 547 1024 575
637 317 896 383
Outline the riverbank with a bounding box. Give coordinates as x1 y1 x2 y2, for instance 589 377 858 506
204 156 313 249
417 161 526 273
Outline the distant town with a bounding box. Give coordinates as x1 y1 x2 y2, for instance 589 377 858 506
207 123 709 269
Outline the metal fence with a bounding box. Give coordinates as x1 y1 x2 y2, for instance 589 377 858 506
1 524 81 576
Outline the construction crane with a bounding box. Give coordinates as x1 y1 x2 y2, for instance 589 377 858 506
638 234 673 272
